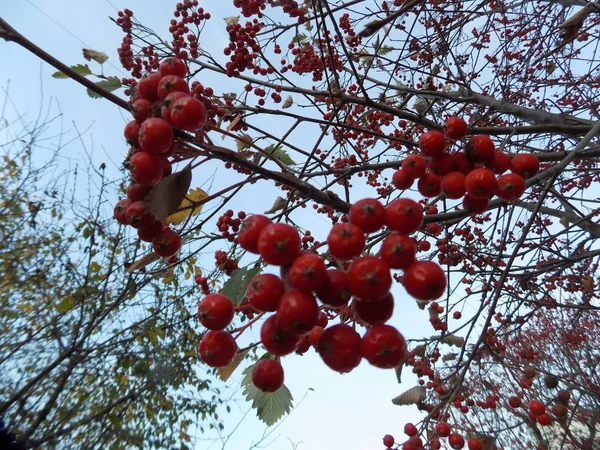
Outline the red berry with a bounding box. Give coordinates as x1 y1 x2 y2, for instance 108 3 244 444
354 293 394 325
466 135 495 163
361 324 407 368
137 220 165 242
276 290 319 335
448 433 465 449
496 173 526 201
157 75 190 100
419 130 446 158
380 233 417 270
508 396 522 408
198 293 235 330
444 116 468 139
464 168 496 199
159 57 188 78
315 269 351 307
198 330 237 367
429 152 457 176
252 359 284 392
247 274 285 312
511 153 540 178
536 413 552 426
129 151 163 186
492 150 511 174
327 223 366 260
136 72 161 101
131 98 153 123
152 228 182 257
161 91 190 122
124 120 140 146
383 435 395 447
404 423 418 437
462 194 489 214
454 152 474 175
260 314 300 356
317 324 362 373
417 172 442 197
347 256 392 301
126 183 152 202
392 169 414 190
529 400 546 416
349 198 386 233
126 201 156 229
468 438 483 450
435 422 451 437
238 214 273 253
402 154 427 178
403 261 446 301
385 198 424 234
441 171 467 199
138 118 174 155
289 253 328 292
170 96 208 131
258 223 301 266
114 199 132 225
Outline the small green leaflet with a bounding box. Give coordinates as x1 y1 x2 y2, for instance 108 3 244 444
291 33 307 45
241 354 293 426
265 144 296 166
220 266 261 305
52 64 92 79
87 76 122 99
378 45 394 56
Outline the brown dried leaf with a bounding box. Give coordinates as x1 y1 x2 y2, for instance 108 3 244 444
236 133 253 151
216 349 249 382
282 95 294 109
143 165 192 222
412 344 427 357
392 386 426 406
126 252 161 273
431 334 465 348
442 352 458 362
82 48 108 64
264 197 287 214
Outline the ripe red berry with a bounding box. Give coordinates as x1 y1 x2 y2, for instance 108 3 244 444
252 359 284 392
161 91 190 122
157 75 190 100
385 198 424 234
468 438 483 450
496 173 526 201
383 434 395 447
448 433 465 449
276 290 319 335
138 118 174 155
136 72 161 101
258 223 301 266
354 293 394 325
170 96 208 131
152 228 182 257
361 324 407 368
403 261 446 301
435 422 451 437
247 274 285 312
197 293 235 330
454 152 475 175
444 116 468 139
131 98 153 123
347 256 392 301
462 194 489 214
418 172 442 197
466 135 495 163
402 154 427 178
124 120 141 146
392 169 414 190
159 57 188 78
441 171 467 199
137 220 165 242
114 199 132 225
315 269 351 307
511 153 540 178
492 150 511 174
380 233 417 270
327 223 366 260
429 152 457 176
238 214 273 253
349 198 386 233
419 130 446 158
508 396 522 408
126 183 152 202
404 423 418 437
529 400 546 416
465 168 496 199
126 201 156 229
317 324 362 373
198 330 237 367
260 314 300 356
129 151 163 186
536 413 552 426
289 253 327 292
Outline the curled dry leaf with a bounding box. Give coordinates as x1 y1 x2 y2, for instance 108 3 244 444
165 187 209 225
125 252 161 273
143 165 192 222
442 352 458 362
236 133 253 151
216 349 249 382
264 197 287 214
394 350 408 383
282 95 294 109
82 48 109 64
431 334 465 348
412 344 427 357
392 386 426 406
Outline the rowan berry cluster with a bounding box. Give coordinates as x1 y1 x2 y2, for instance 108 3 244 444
113 57 208 259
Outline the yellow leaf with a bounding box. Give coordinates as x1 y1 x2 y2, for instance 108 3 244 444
165 187 208 225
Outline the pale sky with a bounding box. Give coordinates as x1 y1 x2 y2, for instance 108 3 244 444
0 1 455 449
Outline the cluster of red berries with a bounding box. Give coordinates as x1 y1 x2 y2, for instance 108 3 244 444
196 187 448 391
216 209 244 241
214 250 239 275
383 422 486 450
392 116 540 211
224 20 265 77
194 275 211 295
113 57 208 258
233 0 267 17
170 1 211 59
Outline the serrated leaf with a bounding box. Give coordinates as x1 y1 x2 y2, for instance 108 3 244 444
378 45 394 56
143 166 193 222
264 197 287 214
282 95 294 109
164 187 208 225
241 357 293 426
292 33 307 45
431 334 465 348
412 344 427 357
265 144 295 166
220 266 261 305
87 76 121 99
52 64 92 79
216 349 249 382
236 133 253 151
392 386 426 406
82 48 108 64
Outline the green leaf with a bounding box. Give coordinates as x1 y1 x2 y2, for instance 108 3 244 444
379 45 394 56
216 349 249 382
265 144 296 166
291 33 307 45
52 64 92 79
241 356 293 426
87 77 122 99
56 297 75 314
220 266 261 305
